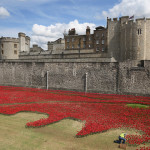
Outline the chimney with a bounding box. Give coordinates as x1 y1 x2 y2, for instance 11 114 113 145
86 26 90 35
68 28 76 35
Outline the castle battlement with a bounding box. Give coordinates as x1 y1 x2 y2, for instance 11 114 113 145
113 18 118 21
107 16 150 28
26 36 30 40
0 37 19 42
107 16 150 24
107 16 129 22
136 18 145 21
18 32 26 37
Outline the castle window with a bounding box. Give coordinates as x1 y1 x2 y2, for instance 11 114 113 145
102 47 105 52
1 50 3 54
83 43 86 48
89 37 91 41
14 44 17 48
96 33 99 37
78 44 80 48
14 50 17 54
102 33 104 37
72 38 74 42
102 40 105 44
83 37 86 41
96 47 99 51
89 44 91 48
138 29 142 35
1 44 3 48
96 40 99 44
72 44 74 49
67 39 70 42
67 45 69 49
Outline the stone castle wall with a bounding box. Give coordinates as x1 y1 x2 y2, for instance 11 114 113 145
118 60 150 95
0 60 150 96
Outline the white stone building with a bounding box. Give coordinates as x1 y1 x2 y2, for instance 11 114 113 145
0 32 30 59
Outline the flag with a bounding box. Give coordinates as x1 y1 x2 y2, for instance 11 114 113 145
129 15 134 19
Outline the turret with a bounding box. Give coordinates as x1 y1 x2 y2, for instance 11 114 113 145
18 32 26 52
18 32 30 52
119 16 129 25
26 36 30 52
47 41 53 51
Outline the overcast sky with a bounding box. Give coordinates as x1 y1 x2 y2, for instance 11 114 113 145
0 0 150 49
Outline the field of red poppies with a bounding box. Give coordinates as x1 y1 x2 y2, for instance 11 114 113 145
0 86 150 150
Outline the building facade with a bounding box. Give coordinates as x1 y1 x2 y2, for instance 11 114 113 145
93 26 107 53
2 16 150 62
64 26 107 54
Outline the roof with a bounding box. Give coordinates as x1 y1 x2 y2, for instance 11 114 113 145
95 26 105 30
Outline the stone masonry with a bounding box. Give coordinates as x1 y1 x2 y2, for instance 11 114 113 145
0 60 150 96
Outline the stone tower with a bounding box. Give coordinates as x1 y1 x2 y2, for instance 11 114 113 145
18 32 30 52
0 37 19 59
107 16 150 61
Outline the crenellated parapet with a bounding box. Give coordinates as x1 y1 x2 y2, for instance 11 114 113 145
0 37 19 42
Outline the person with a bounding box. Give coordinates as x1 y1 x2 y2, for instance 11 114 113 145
119 133 127 144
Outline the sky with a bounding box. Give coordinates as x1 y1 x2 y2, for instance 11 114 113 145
0 0 150 49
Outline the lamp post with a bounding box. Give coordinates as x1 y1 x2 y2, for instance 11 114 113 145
47 71 49 90
79 38 81 58
85 72 88 94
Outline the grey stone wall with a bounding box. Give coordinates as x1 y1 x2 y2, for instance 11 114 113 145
118 60 150 95
0 60 118 93
0 60 150 96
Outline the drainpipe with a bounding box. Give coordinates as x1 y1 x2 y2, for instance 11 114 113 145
85 72 88 93
47 71 49 90
116 63 119 94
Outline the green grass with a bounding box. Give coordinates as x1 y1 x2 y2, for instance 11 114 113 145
0 112 149 150
126 104 149 109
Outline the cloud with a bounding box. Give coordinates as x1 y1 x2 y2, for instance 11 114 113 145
31 20 96 49
0 7 10 18
97 0 150 19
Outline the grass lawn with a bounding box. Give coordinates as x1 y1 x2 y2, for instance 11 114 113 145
0 112 149 150
126 104 149 109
